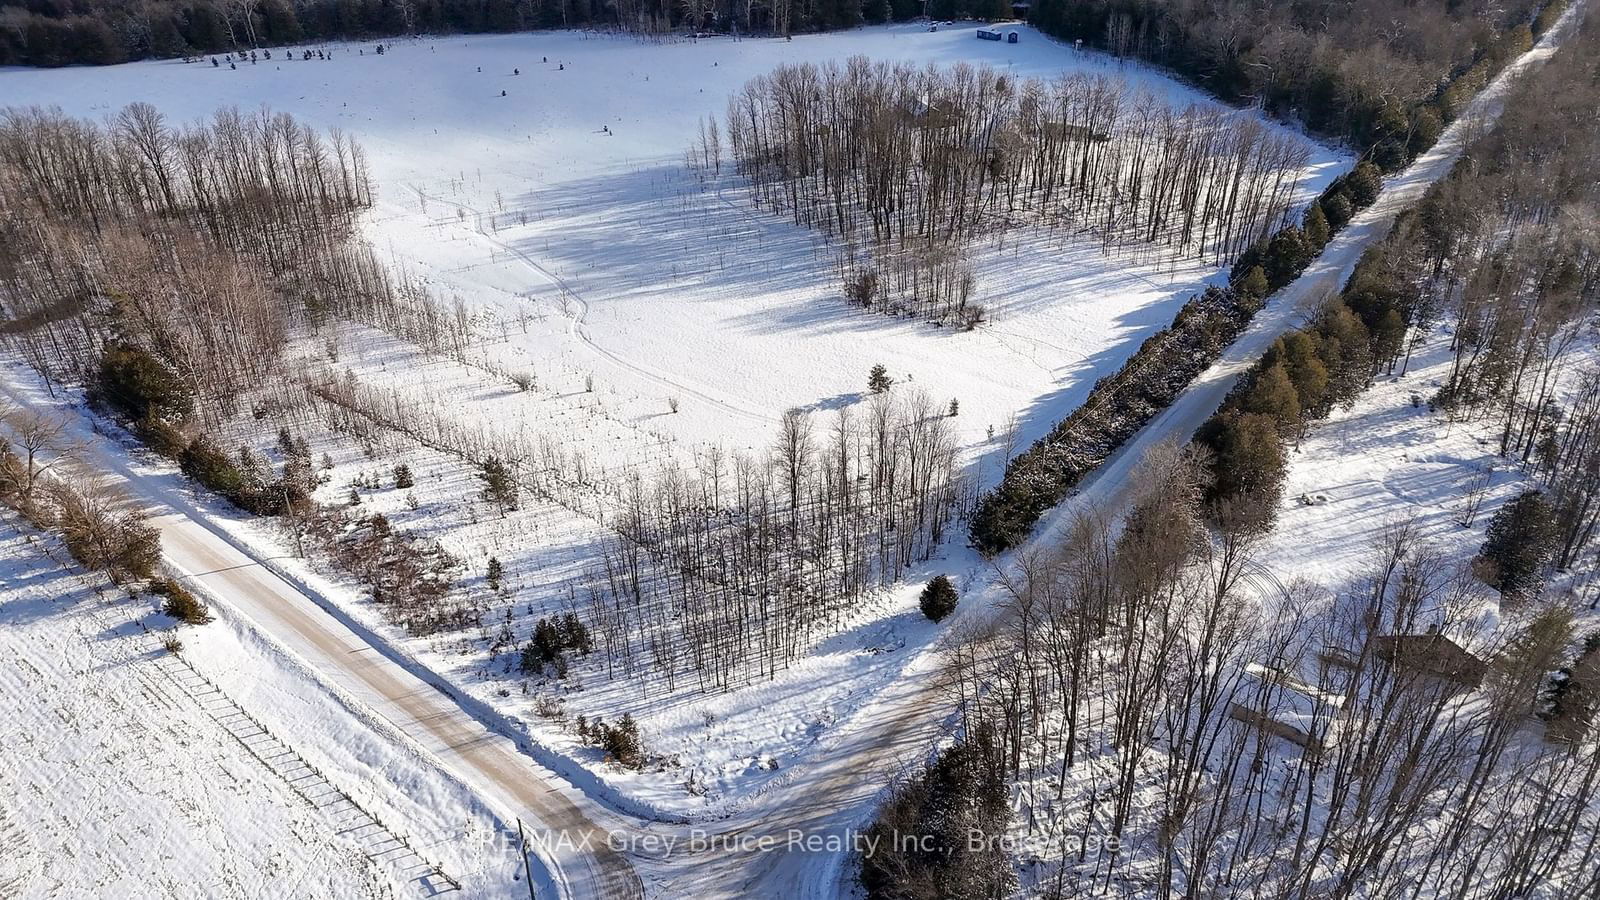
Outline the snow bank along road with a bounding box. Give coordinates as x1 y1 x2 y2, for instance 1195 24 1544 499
3 7 1581 898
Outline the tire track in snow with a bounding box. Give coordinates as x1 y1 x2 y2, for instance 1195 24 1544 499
405 184 780 428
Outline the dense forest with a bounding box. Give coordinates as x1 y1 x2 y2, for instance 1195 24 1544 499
1026 0 1553 160
1198 2 1600 542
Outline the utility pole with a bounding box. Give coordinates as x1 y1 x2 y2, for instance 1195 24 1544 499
516 817 538 900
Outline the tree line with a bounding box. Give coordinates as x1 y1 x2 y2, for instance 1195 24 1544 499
583 392 967 693
1197 9 1600 555
1027 0 1557 166
0 0 924 68
0 104 383 423
968 281 1265 554
0 102 485 633
965 0 1560 555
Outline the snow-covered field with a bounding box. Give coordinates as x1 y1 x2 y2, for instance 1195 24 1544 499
0 514 526 899
0 23 1348 818
0 23 1347 462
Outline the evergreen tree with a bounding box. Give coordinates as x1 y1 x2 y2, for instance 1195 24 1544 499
179 436 247 502
1239 264 1270 300
236 445 268 495
1316 304 1375 407
920 574 959 622
1322 190 1355 230
1264 226 1312 289
560 612 592 654
487 555 504 592
1274 332 1329 421
861 723 1012 899
523 617 564 671
868 364 894 394
1346 161 1384 207
1201 412 1285 524
1240 363 1302 439
595 713 645 768
96 343 193 423
1370 307 1408 371
478 456 519 515
1304 201 1331 247
1479 489 1559 598
393 462 414 489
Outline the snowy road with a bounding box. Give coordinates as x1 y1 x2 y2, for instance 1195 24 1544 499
152 515 643 899
0 6 1581 898
0 377 642 899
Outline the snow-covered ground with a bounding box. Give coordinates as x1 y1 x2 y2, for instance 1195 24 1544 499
1257 325 1592 606
0 23 1347 463
0 23 1346 819
0 513 527 899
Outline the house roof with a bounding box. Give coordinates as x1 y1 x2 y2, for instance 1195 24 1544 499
1375 633 1487 685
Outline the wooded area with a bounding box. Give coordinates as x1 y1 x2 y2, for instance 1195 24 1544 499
884 448 1600 898
0 0 922 66
308 364 973 688
874 6 1600 897
0 104 377 418
584 395 967 692
1027 0 1551 162
711 59 1309 325
0 93 971 680
1199 9 1600 553
0 97 972 689
0 103 485 632
966 0 1563 554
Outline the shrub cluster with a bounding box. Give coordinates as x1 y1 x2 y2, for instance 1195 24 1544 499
0 443 160 583
94 343 194 425
306 509 465 635
178 436 309 517
576 712 646 769
152 577 211 625
51 480 162 583
519 613 594 676
861 724 1012 900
